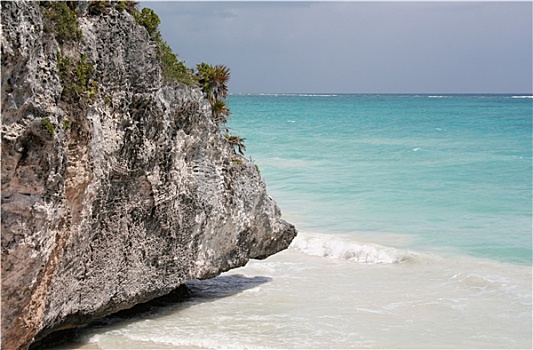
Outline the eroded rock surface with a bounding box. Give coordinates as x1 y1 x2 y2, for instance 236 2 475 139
1 2 296 349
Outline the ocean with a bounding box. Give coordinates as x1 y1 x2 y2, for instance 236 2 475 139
53 94 532 349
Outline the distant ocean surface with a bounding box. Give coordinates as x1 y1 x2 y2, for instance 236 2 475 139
65 94 532 349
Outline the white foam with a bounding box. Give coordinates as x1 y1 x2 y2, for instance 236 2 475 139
511 95 533 98
289 232 431 264
297 94 338 97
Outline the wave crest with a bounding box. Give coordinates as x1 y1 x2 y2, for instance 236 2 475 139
289 232 435 264
289 233 400 263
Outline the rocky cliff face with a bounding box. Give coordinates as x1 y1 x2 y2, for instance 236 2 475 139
1 2 296 349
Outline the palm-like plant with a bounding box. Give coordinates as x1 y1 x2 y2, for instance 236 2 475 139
211 64 230 100
196 63 232 126
196 62 211 89
225 133 246 155
211 99 230 124
196 63 243 154
196 63 230 104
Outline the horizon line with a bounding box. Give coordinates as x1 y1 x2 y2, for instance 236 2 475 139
229 92 533 96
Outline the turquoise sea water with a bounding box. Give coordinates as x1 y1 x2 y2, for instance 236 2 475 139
61 94 532 349
227 94 532 265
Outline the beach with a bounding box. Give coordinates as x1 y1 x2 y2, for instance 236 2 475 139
45 94 532 349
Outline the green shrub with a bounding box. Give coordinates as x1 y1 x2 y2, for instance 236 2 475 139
231 157 243 165
133 7 195 85
133 7 161 39
41 1 82 44
116 1 127 12
88 1 111 15
122 1 139 14
56 51 97 103
62 119 72 130
158 40 196 85
41 118 55 136
56 51 72 80
87 81 99 104
75 54 95 88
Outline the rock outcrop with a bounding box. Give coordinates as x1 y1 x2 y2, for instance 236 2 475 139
0 2 296 349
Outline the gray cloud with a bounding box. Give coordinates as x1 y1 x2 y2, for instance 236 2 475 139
141 1 532 94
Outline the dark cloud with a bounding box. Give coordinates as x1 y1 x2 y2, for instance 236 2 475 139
141 1 532 94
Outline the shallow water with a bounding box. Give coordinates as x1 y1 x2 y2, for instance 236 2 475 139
72 237 532 349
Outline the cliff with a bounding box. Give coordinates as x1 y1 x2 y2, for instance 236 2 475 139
0 2 297 349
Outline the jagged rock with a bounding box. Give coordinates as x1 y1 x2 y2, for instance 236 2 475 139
0 2 297 349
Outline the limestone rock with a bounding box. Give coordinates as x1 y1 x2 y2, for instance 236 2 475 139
0 2 297 349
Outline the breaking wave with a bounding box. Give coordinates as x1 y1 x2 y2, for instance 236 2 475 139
289 232 438 264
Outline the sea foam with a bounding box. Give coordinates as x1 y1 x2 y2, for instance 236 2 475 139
289 232 434 264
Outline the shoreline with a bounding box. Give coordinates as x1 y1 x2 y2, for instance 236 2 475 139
41 240 532 349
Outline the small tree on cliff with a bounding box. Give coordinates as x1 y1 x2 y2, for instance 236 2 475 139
196 63 232 123
196 63 230 105
196 63 247 156
211 99 230 124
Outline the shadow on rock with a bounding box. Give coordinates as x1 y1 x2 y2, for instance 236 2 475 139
186 274 272 300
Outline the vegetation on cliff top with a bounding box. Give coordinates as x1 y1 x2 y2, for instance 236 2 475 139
41 0 248 156
133 7 196 85
132 5 246 156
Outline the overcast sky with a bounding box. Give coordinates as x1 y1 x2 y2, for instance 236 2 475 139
141 1 532 94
